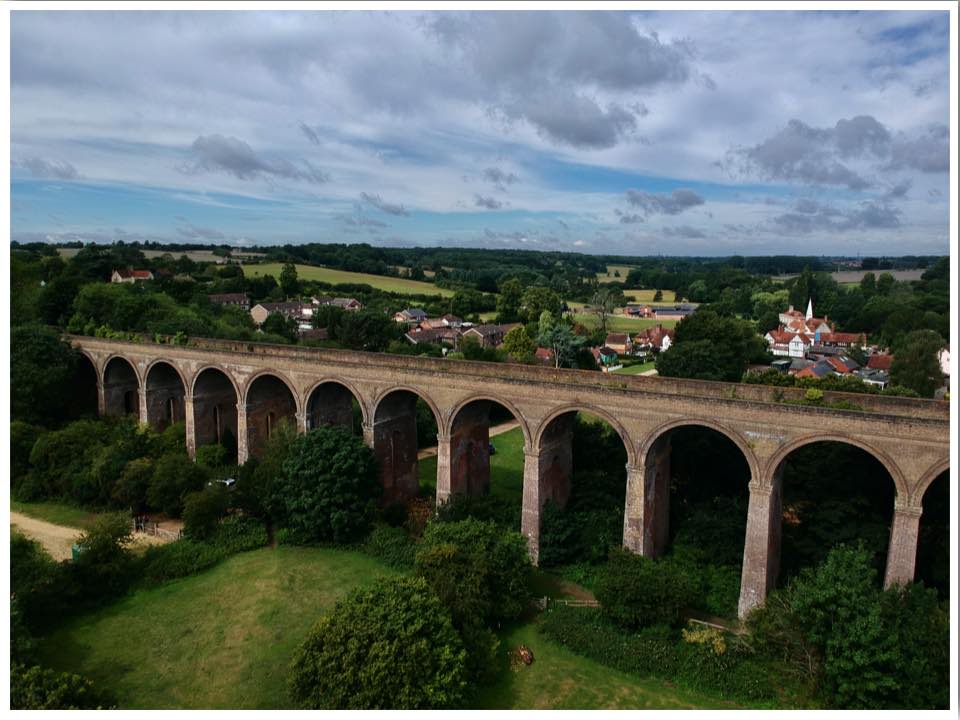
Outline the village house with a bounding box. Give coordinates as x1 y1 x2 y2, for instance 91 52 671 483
633 324 675 354
111 268 154 283
654 303 696 320
394 308 428 324
462 323 520 348
534 347 555 366
250 301 313 327
208 292 250 309
419 314 463 330
604 332 632 355
590 346 620 372
329 297 363 311
624 304 654 318
404 325 461 348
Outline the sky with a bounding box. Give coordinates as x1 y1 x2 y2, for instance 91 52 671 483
8 8 953 256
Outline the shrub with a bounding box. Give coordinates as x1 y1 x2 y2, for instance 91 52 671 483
194 444 229 470
139 539 224 584
363 525 417 569
10 663 112 709
66 512 137 606
10 532 63 632
276 425 380 543
289 576 467 709
112 457 154 512
415 518 532 625
594 548 696 629
182 484 230 540
11 420 44 482
434 493 520 530
209 515 269 554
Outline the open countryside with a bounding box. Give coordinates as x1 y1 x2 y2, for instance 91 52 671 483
242 262 455 297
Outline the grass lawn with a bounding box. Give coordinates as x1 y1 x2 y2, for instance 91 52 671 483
241 263 454 297
37 546 398 709
595 265 636 283
623 289 677 303
10 500 104 531
474 623 735 710
572 314 678 333
419 426 526 505
612 361 656 375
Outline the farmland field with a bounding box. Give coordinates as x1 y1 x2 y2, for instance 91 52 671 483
241 263 453 297
572 314 678 333
623 289 677 303
595 264 636 282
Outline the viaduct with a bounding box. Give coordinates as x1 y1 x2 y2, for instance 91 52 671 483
71 335 951 618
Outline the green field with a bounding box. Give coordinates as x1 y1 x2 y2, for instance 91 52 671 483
623 289 677 303
38 546 399 709
420 425 525 504
10 500 104 531
36 543 732 709
611 361 656 376
595 265 636 283
572 314 678 333
242 263 454 297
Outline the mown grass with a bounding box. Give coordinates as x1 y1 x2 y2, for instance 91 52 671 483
37 546 399 709
241 262 454 297
595 265 637 283
474 623 736 710
419 426 525 505
611 361 657 375
572 313 679 333
10 500 104 531
623 289 677 303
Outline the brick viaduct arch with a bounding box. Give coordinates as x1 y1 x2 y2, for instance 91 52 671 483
70 336 950 618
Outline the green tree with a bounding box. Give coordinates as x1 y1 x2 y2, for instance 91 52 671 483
890 330 945 398
276 425 380 543
112 457 154 512
261 312 299 343
235 418 298 520
593 548 696 629
537 312 585 369
11 324 81 427
860 272 877 297
653 289 663 302
28 420 111 503
502 325 536 361
289 576 467 709
495 277 524 322
279 262 299 296
10 664 111 710
591 287 623 337
520 285 561 322
450 289 483 318
147 453 209 517
182 484 230 540
656 309 769 382
68 512 137 605
875 272 895 296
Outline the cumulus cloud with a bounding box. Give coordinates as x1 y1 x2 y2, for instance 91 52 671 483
180 134 330 184
360 191 410 216
474 194 503 210
514 93 638 149
726 115 949 191
614 210 645 224
176 221 227 240
13 156 80 179
772 198 900 233
662 225 707 239
335 213 387 228
625 188 705 215
482 166 518 190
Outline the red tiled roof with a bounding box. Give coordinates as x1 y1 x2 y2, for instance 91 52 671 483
535 347 554 361
823 331 865 345
867 354 893 371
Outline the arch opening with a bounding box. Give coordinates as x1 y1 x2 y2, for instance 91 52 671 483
102 356 140 418
144 361 186 431
193 367 239 463
306 381 363 435
373 389 440 505
916 470 948 599
430 398 526 525
775 441 897 587
67 352 100 420
536 411 630 567
645 425 752 619
246 374 297 459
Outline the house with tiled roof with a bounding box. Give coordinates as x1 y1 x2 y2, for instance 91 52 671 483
765 327 811 358
111 268 154 283
590 346 620 372
208 292 250 308
462 323 520 348
604 332 632 355
867 353 894 371
633 324 674 353
534 347 555 366
250 301 313 327
394 308 428 324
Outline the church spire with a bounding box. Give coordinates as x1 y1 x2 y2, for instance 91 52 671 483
805 298 813 320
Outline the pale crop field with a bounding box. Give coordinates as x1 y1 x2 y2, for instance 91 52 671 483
242 263 454 297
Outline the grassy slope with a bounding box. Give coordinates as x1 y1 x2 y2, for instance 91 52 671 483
475 623 733 710
419 426 525 504
241 263 454 297
10 500 104 531
38 547 398 709
611 361 656 375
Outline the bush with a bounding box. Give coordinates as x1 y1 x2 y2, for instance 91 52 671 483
11 420 44 482
415 518 532 625
66 512 138 606
139 539 224 585
289 576 467 709
112 457 154 511
276 425 380 543
10 663 112 709
194 444 229 470
594 548 696 629
209 515 269 554
182 484 230 540
363 525 417 569
434 493 520 530
11 532 63 633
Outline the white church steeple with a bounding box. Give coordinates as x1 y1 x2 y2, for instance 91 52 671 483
805 298 813 321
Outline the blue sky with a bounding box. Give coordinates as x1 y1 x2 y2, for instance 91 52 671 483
9 9 952 256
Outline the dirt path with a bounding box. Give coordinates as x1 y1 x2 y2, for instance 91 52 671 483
417 420 520 460
11 512 173 561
